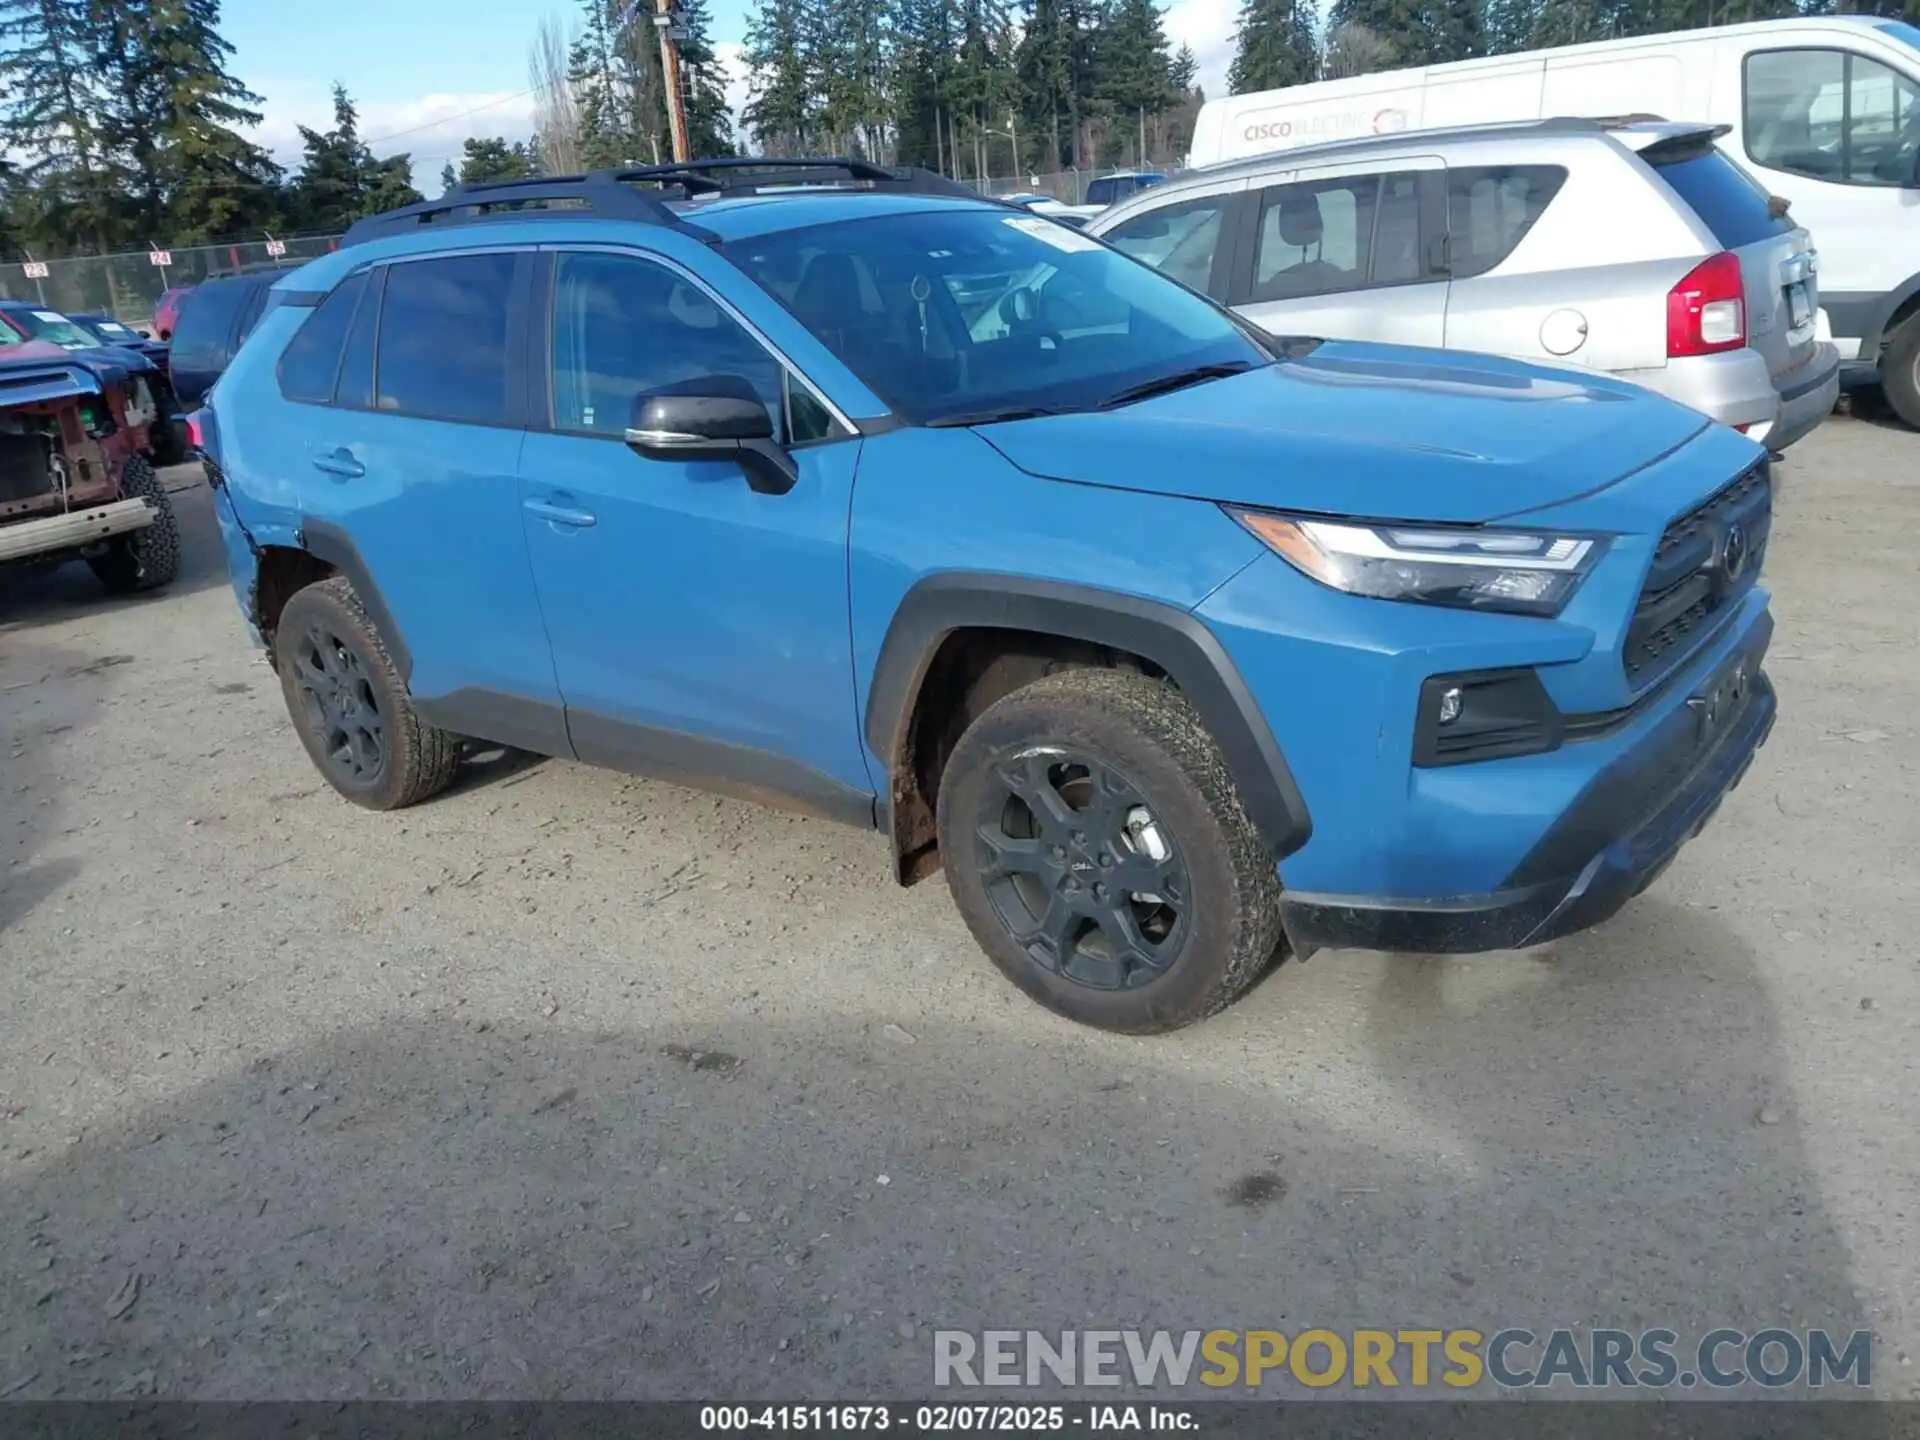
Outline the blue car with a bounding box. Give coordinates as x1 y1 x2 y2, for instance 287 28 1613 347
66 312 170 367
0 301 187 464
202 159 1775 1033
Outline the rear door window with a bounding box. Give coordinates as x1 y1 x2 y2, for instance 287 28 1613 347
1649 149 1793 248
1250 171 1428 300
1445 165 1566 278
276 271 368 405
374 252 518 425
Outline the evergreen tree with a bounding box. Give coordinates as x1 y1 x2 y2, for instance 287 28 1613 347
455 135 539 184
569 0 662 165
742 0 814 153
95 0 282 242
0 0 123 249
1228 0 1320 95
288 85 420 229
676 0 737 157
892 0 959 170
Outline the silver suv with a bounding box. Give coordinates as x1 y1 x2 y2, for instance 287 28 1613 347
1091 118 1839 451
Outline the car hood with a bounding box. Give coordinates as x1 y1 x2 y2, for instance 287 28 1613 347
972 341 1712 525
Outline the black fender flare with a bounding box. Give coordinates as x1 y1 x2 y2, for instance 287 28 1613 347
298 519 413 681
865 572 1313 859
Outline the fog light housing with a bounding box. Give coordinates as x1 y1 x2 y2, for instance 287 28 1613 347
1414 669 1564 766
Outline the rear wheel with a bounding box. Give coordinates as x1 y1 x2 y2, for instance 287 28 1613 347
1881 314 1920 431
88 455 179 593
936 667 1286 1033
273 576 460 810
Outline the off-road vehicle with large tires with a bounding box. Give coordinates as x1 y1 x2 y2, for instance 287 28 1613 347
0 344 180 596
203 160 1777 1032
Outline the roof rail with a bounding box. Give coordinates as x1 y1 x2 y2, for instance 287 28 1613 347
340 172 722 248
608 156 988 201
339 156 995 248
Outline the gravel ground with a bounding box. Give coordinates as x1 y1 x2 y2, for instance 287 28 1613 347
1 416 1916 1403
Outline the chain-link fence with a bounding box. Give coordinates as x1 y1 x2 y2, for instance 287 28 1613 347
0 235 344 329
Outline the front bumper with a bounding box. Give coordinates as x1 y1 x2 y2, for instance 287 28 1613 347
1279 629 1776 955
0 497 155 564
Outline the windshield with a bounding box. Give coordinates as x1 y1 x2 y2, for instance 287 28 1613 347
724 208 1267 425
88 319 143 343
12 309 99 349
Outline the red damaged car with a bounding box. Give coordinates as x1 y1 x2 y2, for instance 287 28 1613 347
0 341 180 594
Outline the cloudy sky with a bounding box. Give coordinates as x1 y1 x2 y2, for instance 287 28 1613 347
223 0 1239 182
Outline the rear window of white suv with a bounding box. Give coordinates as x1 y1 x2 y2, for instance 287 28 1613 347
1649 149 1794 250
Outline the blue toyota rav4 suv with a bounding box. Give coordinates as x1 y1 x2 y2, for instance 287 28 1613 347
203 159 1776 1033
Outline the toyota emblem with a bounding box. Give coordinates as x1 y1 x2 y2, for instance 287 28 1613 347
1722 523 1748 582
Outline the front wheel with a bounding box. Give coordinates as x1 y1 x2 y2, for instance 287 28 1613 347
88 455 179 593
936 667 1286 1033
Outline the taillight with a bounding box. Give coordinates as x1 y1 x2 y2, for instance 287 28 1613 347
185 412 205 450
1667 251 1746 358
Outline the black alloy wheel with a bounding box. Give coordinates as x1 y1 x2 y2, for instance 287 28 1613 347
291 622 388 787
976 745 1191 991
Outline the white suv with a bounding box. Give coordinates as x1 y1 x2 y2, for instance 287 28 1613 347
1089 118 1839 450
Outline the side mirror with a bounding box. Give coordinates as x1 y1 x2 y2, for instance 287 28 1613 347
138 329 153 339
998 287 1039 328
625 389 796 495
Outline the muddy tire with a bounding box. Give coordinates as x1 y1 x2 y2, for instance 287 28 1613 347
273 576 461 810
88 456 179 593
936 667 1286 1034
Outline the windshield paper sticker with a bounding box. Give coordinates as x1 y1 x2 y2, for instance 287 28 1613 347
1004 215 1102 252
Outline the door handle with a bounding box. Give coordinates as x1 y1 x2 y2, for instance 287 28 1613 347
311 447 365 479
523 497 597 528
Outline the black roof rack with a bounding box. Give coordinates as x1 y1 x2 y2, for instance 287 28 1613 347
341 156 993 248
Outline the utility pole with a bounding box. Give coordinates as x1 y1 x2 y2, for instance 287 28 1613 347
652 0 691 161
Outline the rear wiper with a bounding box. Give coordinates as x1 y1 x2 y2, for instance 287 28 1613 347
1094 361 1258 411
925 405 1072 428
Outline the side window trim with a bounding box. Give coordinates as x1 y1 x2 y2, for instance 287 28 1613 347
332 263 387 413
1743 44 1920 188
530 242 858 445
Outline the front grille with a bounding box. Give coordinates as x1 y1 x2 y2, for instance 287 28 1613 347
1623 463 1771 684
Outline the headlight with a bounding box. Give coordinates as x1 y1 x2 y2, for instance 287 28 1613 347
1228 509 1606 617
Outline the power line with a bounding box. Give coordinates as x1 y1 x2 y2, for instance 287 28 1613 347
357 88 538 148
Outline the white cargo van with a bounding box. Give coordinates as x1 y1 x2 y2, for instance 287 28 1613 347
1189 16 1920 423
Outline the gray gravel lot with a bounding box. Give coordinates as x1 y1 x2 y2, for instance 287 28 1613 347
1 417 1917 1402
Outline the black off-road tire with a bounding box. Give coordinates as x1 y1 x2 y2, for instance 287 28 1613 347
273 576 461 810
1880 314 1920 430
88 455 180 593
937 667 1287 1033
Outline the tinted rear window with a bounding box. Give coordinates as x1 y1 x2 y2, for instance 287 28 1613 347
168 280 254 378
1651 149 1792 249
